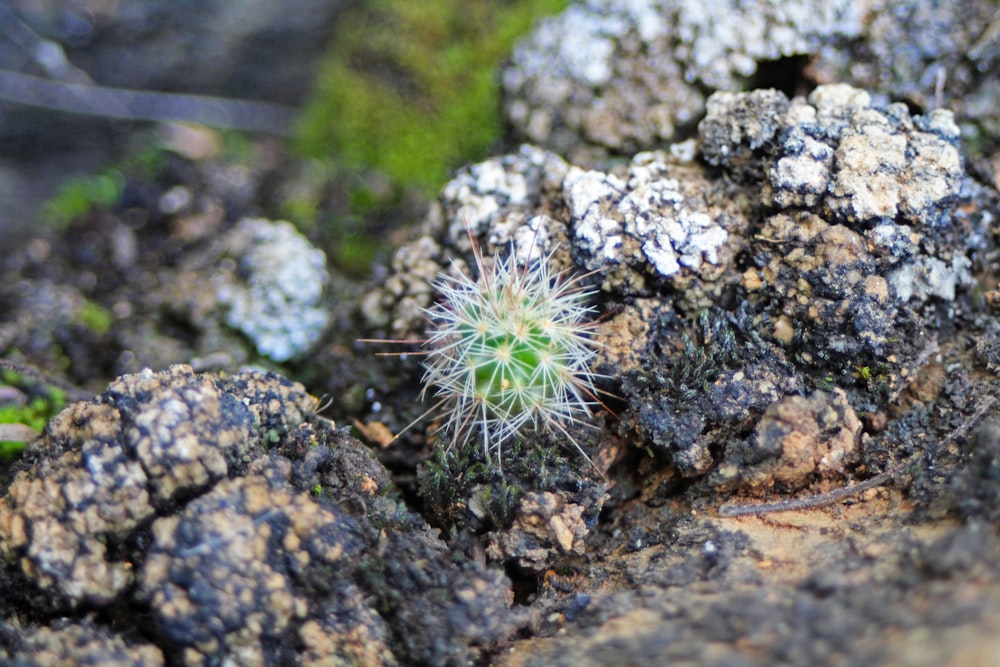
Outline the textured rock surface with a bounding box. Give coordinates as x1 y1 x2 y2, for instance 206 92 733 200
0 620 164 667
501 0 862 160
1 365 521 665
702 84 963 227
701 85 973 369
811 0 1000 144
212 218 331 362
360 143 750 339
493 504 1000 667
619 304 800 477
502 0 1000 161
713 388 862 492
486 491 593 572
139 461 381 666
0 364 312 607
565 152 741 292
361 84 984 481
4 3 1000 663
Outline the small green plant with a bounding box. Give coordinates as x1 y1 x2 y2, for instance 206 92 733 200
75 299 114 336
0 370 68 461
43 169 124 228
296 0 568 193
418 238 603 468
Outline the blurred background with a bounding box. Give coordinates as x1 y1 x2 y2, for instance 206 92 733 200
0 0 567 270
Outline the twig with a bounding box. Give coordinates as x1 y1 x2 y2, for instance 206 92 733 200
718 468 897 517
0 69 296 135
718 394 998 517
0 6 295 135
0 359 91 402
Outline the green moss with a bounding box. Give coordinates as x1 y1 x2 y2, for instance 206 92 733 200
295 0 568 194
75 299 114 336
42 169 124 228
0 371 67 461
332 232 383 276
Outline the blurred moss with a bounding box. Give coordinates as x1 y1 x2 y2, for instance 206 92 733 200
42 169 125 229
75 299 114 336
0 370 67 461
332 230 383 276
294 0 568 195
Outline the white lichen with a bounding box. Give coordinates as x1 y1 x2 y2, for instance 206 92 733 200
215 219 330 362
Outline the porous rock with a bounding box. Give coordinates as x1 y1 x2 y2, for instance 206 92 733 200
712 388 862 492
161 217 332 366
139 459 392 667
501 0 861 160
0 364 313 607
486 491 592 572
809 0 1000 147
565 151 744 294
1 364 522 665
212 218 331 362
701 84 963 227
359 145 571 336
625 335 797 477
360 144 749 338
0 619 164 667
703 85 972 368
503 1 1000 160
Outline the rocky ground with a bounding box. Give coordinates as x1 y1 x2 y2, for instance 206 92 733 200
2 1 1000 666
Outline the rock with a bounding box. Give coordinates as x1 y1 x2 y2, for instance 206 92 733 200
1 365 521 665
703 85 972 369
169 214 334 366
361 144 749 339
502 1 1000 161
748 211 906 363
811 0 1000 144
713 389 862 492
211 218 331 362
0 619 164 667
565 152 740 293
139 460 392 667
0 364 312 607
487 491 593 572
501 0 861 161
699 88 791 181
701 84 964 227
622 305 798 477
365 80 990 487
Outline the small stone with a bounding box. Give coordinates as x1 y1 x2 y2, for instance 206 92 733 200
718 388 862 492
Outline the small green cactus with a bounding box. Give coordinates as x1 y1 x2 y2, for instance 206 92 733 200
420 239 602 467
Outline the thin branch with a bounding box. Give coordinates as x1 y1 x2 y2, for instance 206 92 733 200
0 69 296 135
718 394 998 517
718 468 896 517
0 358 90 402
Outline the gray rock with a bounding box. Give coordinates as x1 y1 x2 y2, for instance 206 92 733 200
361 144 750 340
140 460 388 667
213 218 331 362
1 620 164 667
1 365 520 665
0 364 313 607
502 0 1000 162
501 0 861 160
702 84 964 227
702 85 973 366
